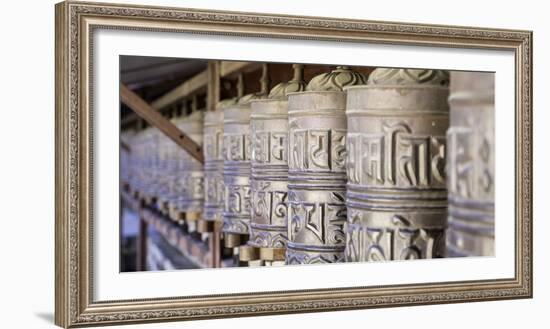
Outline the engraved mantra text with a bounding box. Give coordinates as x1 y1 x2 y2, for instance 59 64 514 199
290 129 346 171
347 122 446 186
223 133 251 161
253 131 287 163
448 126 493 200
253 182 287 225
289 192 346 245
346 215 445 261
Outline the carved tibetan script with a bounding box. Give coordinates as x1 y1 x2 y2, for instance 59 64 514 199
290 128 346 171
347 122 446 187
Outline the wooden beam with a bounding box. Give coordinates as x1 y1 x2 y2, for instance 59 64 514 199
150 61 260 111
207 61 220 112
137 208 148 271
150 70 208 110
120 60 263 125
220 61 262 78
121 113 138 127
120 140 131 153
120 83 204 164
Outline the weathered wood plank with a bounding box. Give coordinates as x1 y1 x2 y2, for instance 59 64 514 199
150 70 208 110
207 61 220 112
220 61 262 78
120 83 204 163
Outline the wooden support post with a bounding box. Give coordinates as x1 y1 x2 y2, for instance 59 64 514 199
209 222 221 268
136 206 148 271
207 61 221 112
120 83 204 164
205 60 221 267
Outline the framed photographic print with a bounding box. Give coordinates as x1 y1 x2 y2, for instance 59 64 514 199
55 1 533 327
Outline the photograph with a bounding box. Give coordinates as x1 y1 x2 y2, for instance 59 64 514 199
119 57 495 271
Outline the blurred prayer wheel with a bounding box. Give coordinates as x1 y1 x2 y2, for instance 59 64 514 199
155 119 176 214
120 130 134 186
175 110 204 214
203 101 232 222
153 127 166 204
142 127 159 204
166 113 186 221
131 127 147 197
126 129 139 195
344 68 449 262
446 72 495 256
286 66 367 264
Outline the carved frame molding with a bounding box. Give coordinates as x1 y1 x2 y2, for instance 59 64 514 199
55 1 532 327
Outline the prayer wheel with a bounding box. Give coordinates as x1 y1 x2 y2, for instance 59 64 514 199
120 129 135 188
155 122 175 214
127 124 144 196
153 128 167 204
221 100 254 241
165 114 185 220
286 66 367 265
175 110 204 215
142 127 159 204
203 100 233 222
344 68 449 262
222 67 269 256
128 129 142 196
249 64 306 262
133 128 147 198
446 72 495 256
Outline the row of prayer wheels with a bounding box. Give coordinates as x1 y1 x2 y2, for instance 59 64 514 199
121 64 495 267
123 102 205 232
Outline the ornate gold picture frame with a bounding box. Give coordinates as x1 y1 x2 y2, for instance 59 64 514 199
55 1 532 327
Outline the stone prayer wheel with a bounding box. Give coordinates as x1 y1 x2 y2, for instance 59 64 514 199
120 129 135 188
142 127 160 203
344 68 449 262
155 123 175 214
175 110 204 216
249 64 306 262
165 115 185 219
446 72 495 256
135 128 148 197
203 101 231 222
129 128 146 196
125 131 136 193
153 128 167 203
286 66 367 265
222 68 269 254
221 98 257 244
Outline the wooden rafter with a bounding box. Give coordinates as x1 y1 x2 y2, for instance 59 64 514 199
120 60 264 127
120 140 131 153
120 83 204 164
150 70 208 110
148 61 262 111
220 61 262 78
